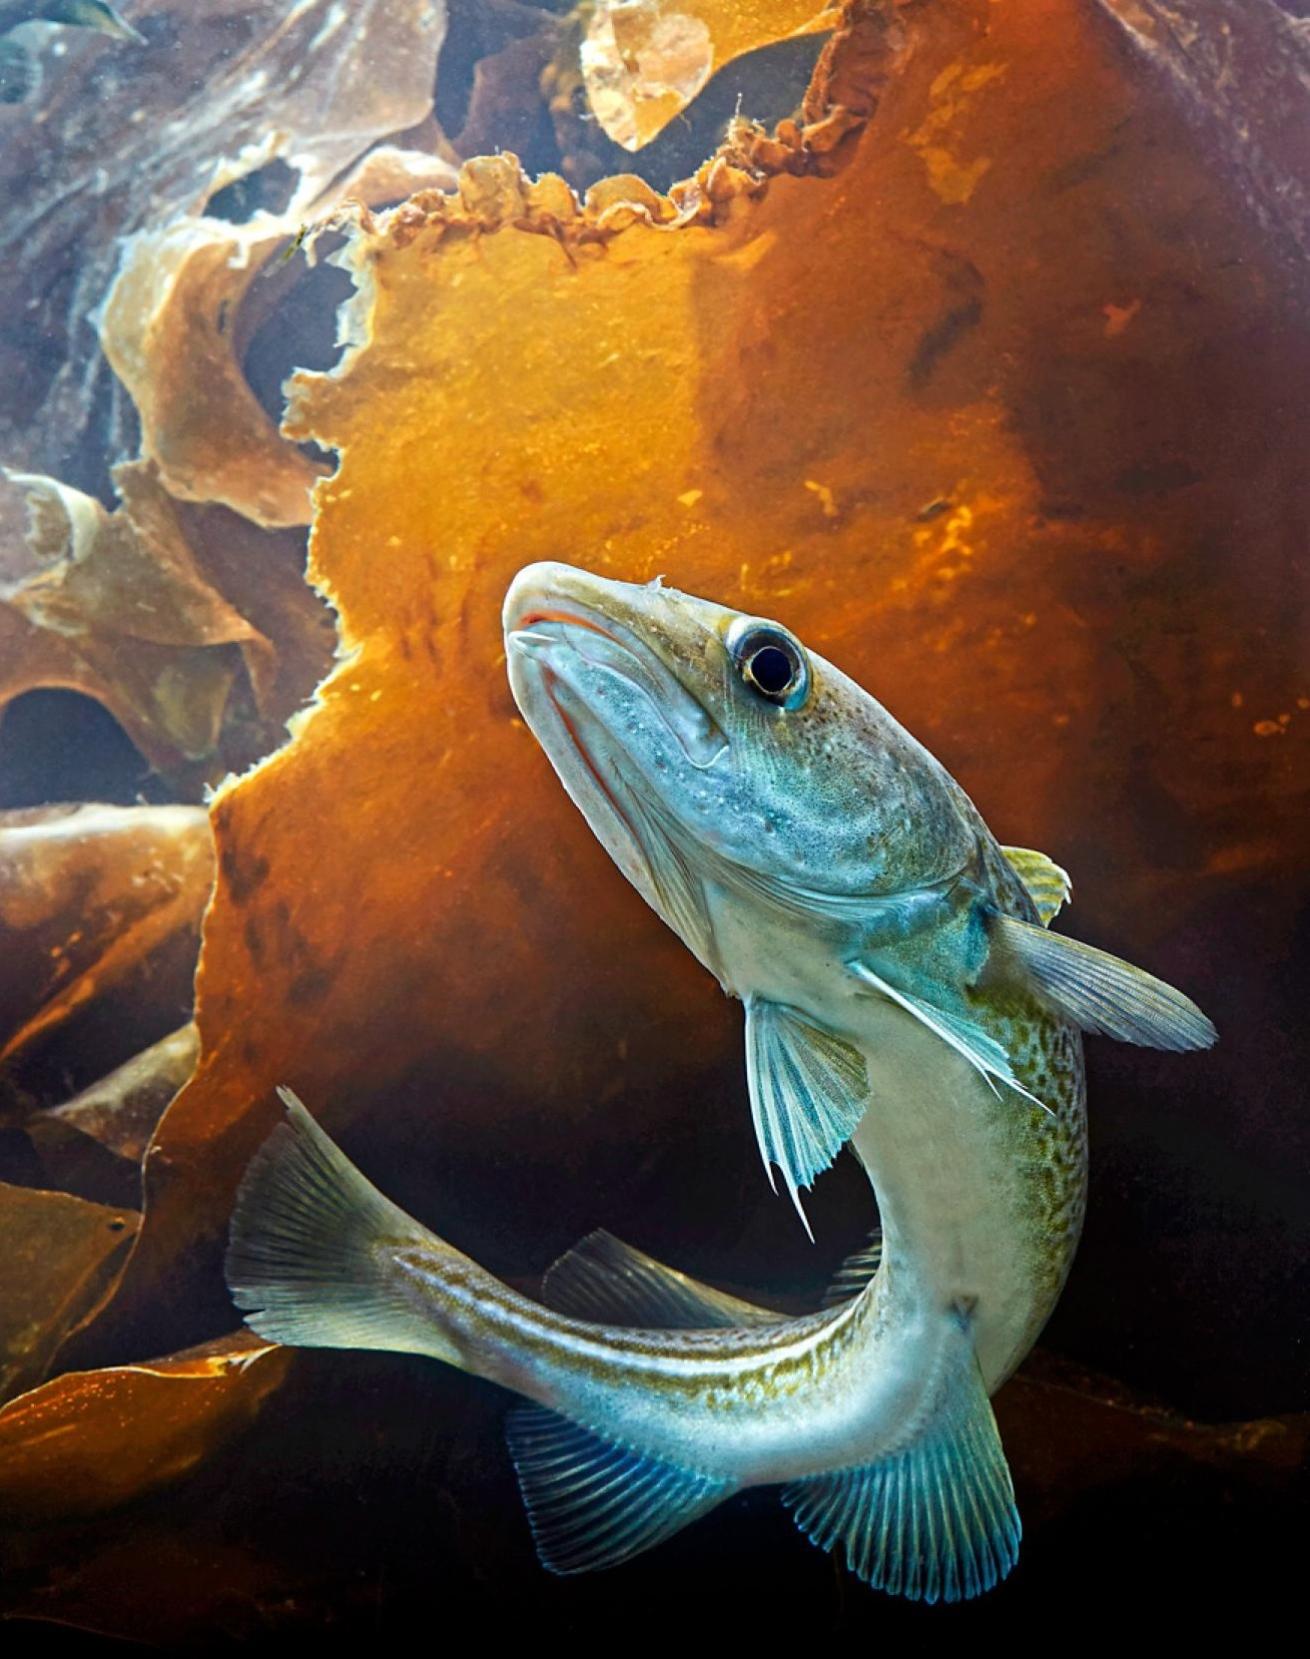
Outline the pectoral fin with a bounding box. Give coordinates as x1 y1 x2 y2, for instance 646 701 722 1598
783 1354 1020 1603
846 960 1051 1115
1000 845 1072 926
990 914 1217 1051
744 998 871 1236
541 1229 784 1327
506 1406 731 1574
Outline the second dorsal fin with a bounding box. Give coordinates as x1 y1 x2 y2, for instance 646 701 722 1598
541 1229 784 1328
821 1228 884 1308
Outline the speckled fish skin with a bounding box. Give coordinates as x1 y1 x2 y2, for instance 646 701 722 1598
503 561 1087 1392
378 1232 954 1484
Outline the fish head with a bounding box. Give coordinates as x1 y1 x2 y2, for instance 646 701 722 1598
504 562 981 978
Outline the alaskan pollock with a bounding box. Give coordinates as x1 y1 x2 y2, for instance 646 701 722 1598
226 564 1213 1604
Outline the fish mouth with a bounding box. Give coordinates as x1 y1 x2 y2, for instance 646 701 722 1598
504 573 726 776
504 564 725 963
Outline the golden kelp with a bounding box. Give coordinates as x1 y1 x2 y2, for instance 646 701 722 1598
110 0 1307 1348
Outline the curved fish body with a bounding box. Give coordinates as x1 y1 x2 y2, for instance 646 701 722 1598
226 564 1213 1604
229 1090 1019 1601
503 563 1210 1391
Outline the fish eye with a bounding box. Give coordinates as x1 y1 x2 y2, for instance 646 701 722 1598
726 618 811 711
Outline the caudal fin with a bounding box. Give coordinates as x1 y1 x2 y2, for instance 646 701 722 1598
226 1088 459 1362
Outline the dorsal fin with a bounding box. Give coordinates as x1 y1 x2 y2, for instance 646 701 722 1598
821 1228 884 1308
1000 846 1072 926
744 997 870 1235
541 1230 784 1328
506 1406 731 1574
783 1352 1020 1603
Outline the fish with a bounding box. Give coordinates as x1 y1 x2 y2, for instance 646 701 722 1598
225 565 1214 1604
0 2 144 105
502 563 1215 1386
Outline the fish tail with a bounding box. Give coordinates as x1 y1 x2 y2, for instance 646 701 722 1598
225 1088 465 1367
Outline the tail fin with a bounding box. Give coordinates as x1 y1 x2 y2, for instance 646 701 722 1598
225 1088 460 1363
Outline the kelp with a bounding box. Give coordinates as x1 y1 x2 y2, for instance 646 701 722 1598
0 0 449 488
2 466 272 769
0 803 212 1104
0 1332 287 1520
96 143 459 531
0 0 1306 1640
27 1023 199 1206
108 0 1308 1362
578 0 838 150
0 1182 137 1404
0 2 448 791
34 1022 199 1166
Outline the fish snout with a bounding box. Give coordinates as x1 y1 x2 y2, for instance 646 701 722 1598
503 561 605 640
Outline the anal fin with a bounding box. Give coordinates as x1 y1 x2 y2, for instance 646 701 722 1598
783 1354 1020 1603
542 1229 784 1327
507 1406 731 1574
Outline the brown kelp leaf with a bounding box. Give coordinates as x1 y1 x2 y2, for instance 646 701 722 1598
0 0 449 487
7 462 273 694
0 1331 288 1521
30 1022 199 1173
1096 0 1310 261
999 1352 1310 1522
0 463 336 786
97 223 327 529
0 472 245 771
92 0 1309 1383
0 1340 1300 1645
580 0 838 150
96 150 459 530
0 1183 137 1404
0 804 212 1086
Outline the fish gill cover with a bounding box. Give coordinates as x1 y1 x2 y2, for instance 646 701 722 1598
0 0 1306 1642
